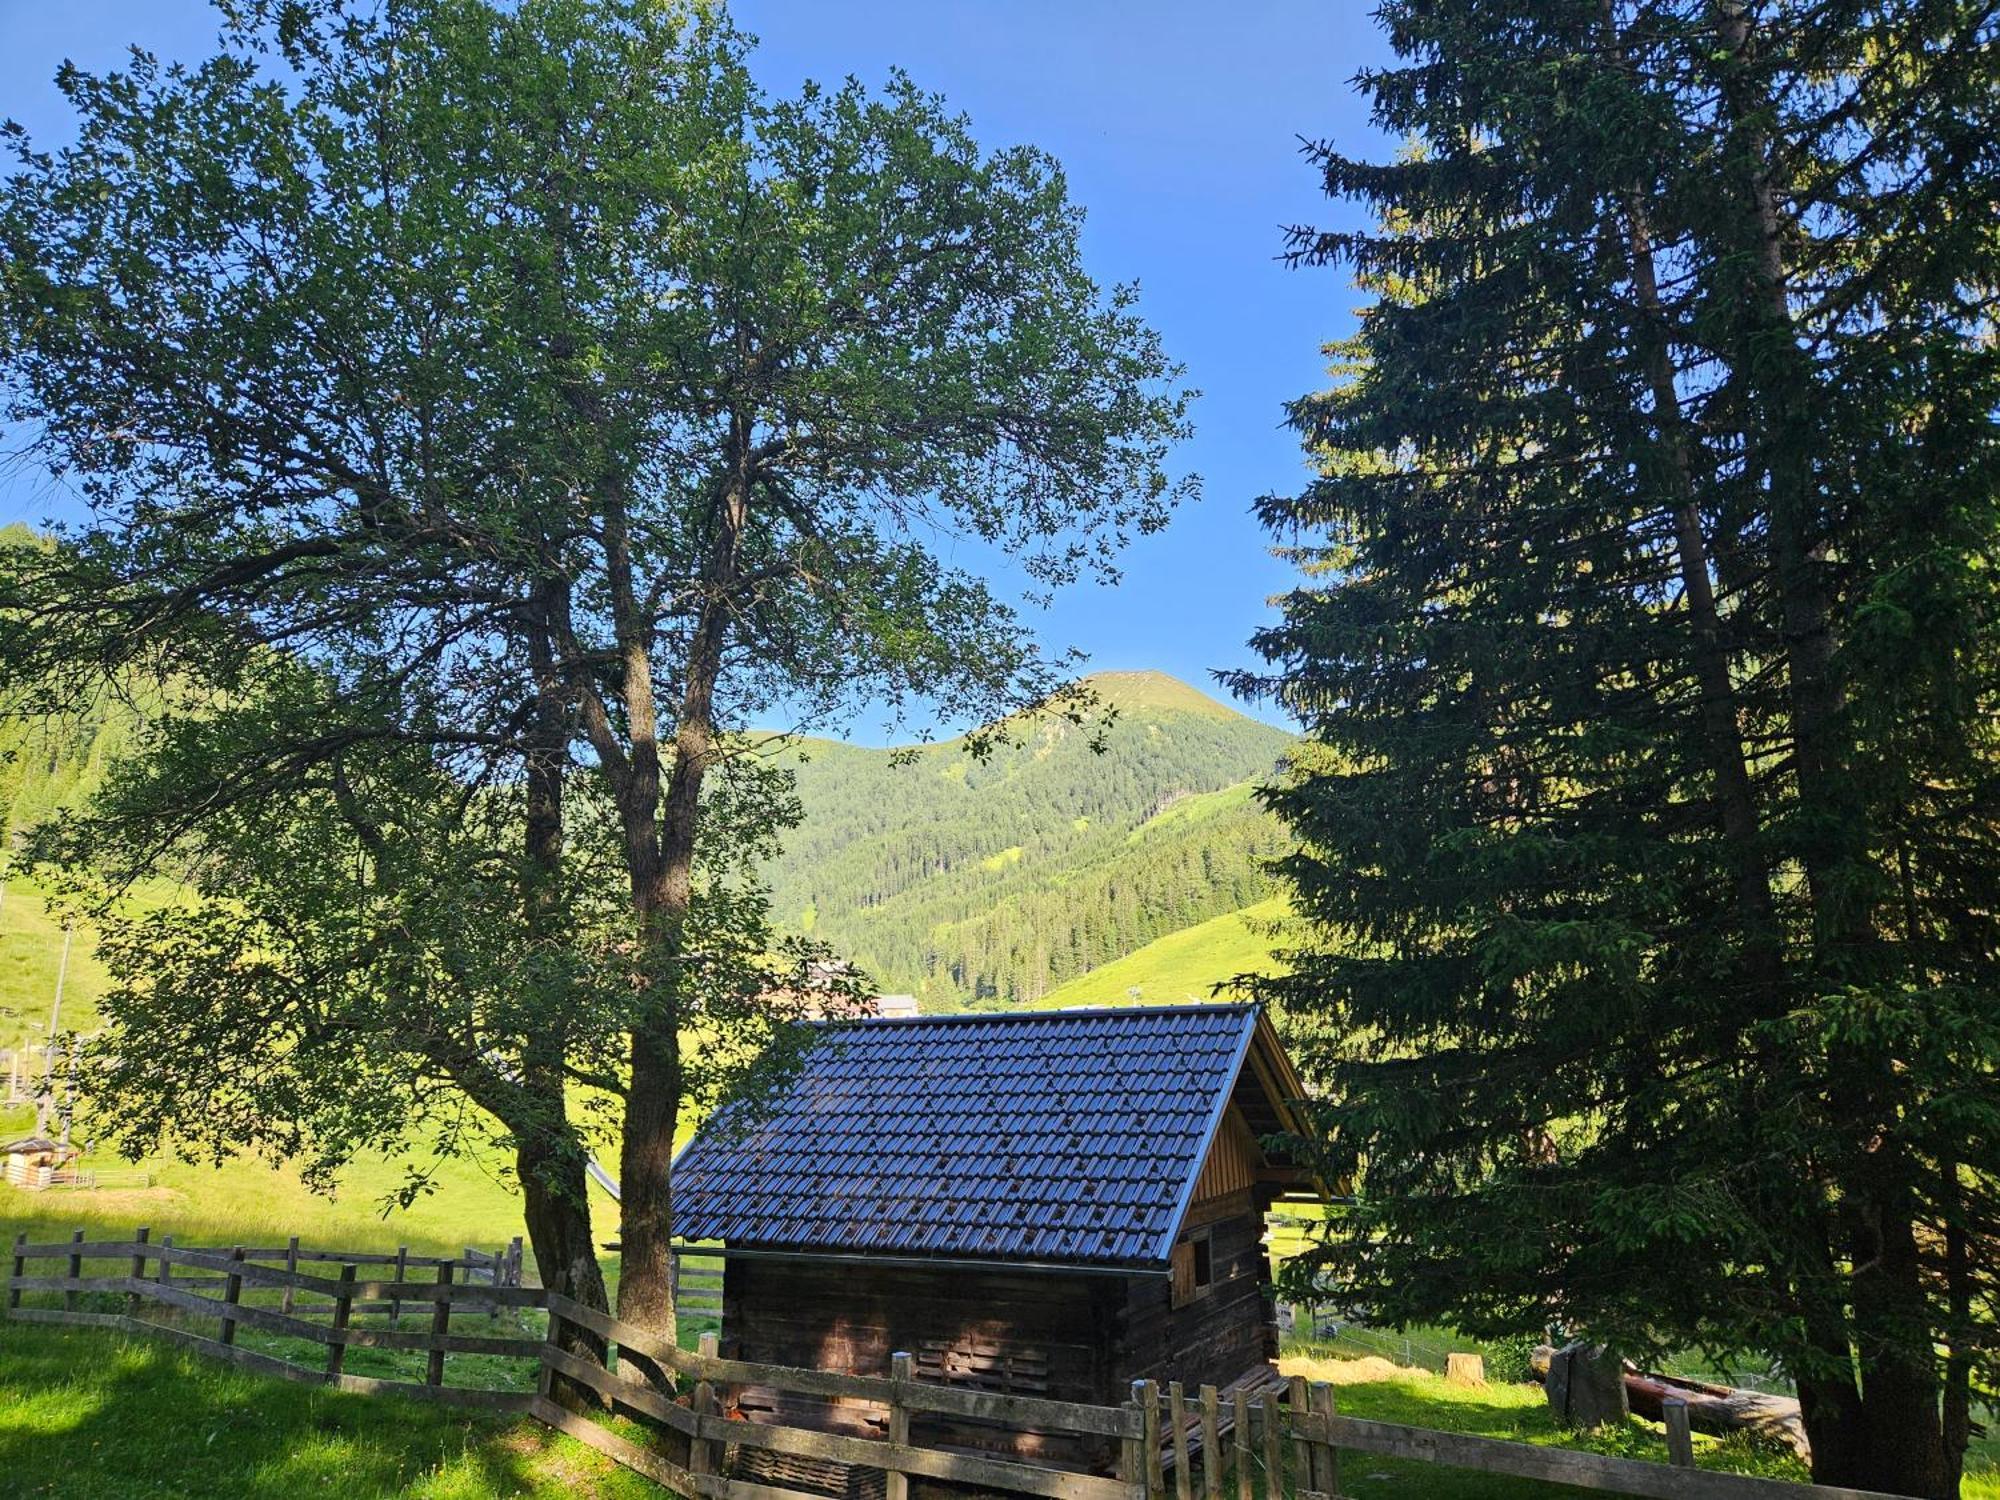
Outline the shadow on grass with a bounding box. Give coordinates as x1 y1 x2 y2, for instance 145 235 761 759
0 1318 658 1499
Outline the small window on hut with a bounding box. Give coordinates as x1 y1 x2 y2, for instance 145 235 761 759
1170 1228 1215 1308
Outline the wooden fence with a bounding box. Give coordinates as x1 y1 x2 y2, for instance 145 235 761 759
672 1247 723 1319
5 1230 1916 1500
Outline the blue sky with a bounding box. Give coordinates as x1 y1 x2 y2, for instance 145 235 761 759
0 1 1394 737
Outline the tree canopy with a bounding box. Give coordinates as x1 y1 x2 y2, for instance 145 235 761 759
1238 3 2000 1495
0 0 1194 1349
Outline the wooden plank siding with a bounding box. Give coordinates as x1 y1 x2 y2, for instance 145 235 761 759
1129 1189 1278 1395
715 1112 1285 1475
721 1255 1128 1471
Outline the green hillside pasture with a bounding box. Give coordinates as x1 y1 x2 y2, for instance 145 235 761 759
0 878 112 1051
1125 778 1258 841
0 1092 605 1263
1032 898 1289 1009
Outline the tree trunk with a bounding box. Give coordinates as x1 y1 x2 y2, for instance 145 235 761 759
514 574 611 1399
516 1117 611 1408
603 448 752 1352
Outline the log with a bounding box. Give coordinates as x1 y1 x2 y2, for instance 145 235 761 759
1530 1346 1810 1461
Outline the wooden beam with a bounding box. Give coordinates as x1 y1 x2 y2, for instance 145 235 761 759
1199 1385 1222 1500
427 1262 453 1386
325 1264 356 1379
886 1350 912 1500
1169 1382 1191 1500
1317 1413 1916 1500
1664 1399 1695 1469
1232 1390 1251 1500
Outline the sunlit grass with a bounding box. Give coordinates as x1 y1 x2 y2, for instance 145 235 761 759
0 1318 660 1499
1278 1350 2000 1500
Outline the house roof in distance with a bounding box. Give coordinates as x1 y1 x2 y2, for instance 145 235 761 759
671 1002 1308 1270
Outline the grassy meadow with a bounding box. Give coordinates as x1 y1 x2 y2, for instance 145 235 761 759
1032 898 1289 1009
10 1307 1992 1499
0 1317 658 1499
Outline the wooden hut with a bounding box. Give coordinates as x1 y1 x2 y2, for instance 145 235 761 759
2 1136 78 1190
671 1003 1318 1476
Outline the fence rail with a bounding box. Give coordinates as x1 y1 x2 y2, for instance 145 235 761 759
672 1247 723 1317
6 1229 1916 1500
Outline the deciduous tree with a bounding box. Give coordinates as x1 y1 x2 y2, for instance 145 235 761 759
0 0 1193 1350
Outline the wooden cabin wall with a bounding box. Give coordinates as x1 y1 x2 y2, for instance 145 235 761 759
1122 1187 1277 1391
720 1254 1125 1468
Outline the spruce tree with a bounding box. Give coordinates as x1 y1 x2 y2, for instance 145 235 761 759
1240 4 2000 1493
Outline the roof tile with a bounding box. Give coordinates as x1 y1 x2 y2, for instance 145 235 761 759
672 1005 1257 1269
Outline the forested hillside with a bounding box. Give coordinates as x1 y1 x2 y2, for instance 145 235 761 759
766 671 1294 1005
0 611 1295 1013
0 526 148 850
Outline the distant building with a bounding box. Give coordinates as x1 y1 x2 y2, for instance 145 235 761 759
670 1003 1320 1473
2 1136 78 1191
869 993 920 1019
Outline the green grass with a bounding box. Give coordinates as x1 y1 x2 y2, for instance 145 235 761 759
0 877 112 1050
1082 670 1247 719
0 1105 591 1261
0 870 622 1265
0 1317 660 1499
1033 898 1290 1009
1279 1351 2000 1500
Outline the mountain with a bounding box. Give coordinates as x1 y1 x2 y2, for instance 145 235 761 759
765 671 1295 1007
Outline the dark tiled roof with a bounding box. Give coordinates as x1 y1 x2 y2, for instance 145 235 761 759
672 1004 1260 1269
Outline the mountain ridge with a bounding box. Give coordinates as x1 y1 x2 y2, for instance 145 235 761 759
765 671 1295 1007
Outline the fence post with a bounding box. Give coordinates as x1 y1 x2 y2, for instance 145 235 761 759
1663 1396 1695 1468
391 1245 409 1328
1120 1382 1146 1499
325 1263 356 1380
508 1236 523 1287
64 1228 83 1314
1199 1385 1221 1500
1168 1382 1192 1500
9 1231 23 1310
427 1261 453 1386
156 1233 174 1290
1231 1390 1251 1500
219 1247 245 1346
884 1349 911 1500
1259 1399 1281 1500
1140 1380 1164 1500
537 1301 562 1404
281 1235 300 1317
1311 1381 1340 1498
1287 1376 1311 1495
127 1227 150 1318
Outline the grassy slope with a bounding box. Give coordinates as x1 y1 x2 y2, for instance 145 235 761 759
0 1125 580 1260
1031 898 1289 1009
0 876 112 1049
0 875 618 1261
